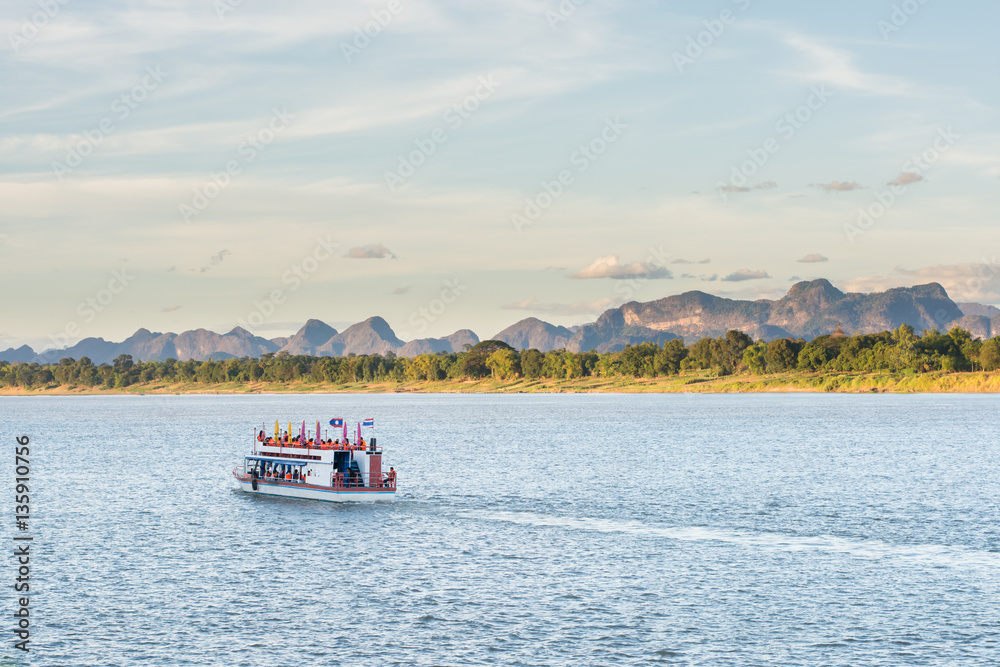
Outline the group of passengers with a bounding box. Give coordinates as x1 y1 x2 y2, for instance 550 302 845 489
258 430 368 451
257 462 307 483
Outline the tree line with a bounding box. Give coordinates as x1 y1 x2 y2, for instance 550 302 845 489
3 325 1000 389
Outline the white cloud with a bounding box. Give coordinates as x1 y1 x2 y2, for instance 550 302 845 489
813 181 862 192
841 263 1000 304
721 269 770 282
568 255 673 280
888 172 924 186
782 34 926 98
346 244 396 259
797 254 828 263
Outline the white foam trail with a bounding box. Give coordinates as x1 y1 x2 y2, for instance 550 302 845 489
460 511 1000 569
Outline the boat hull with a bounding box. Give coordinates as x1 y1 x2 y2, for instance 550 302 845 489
234 472 395 503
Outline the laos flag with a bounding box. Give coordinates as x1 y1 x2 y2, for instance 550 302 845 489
329 418 344 427
362 418 374 427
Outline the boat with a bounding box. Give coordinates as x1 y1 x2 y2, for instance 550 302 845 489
233 418 396 502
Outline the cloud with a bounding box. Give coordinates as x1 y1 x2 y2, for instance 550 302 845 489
783 35 926 99
700 274 719 282
161 305 182 312
797 254 829 263
721 269 771 282
502 296 618 316
568 255 673 280
841 263 1000 304
888 172 924 186
345 244 396 259
813 181 862 192
391 286 410 295
717 181 776 194
672 258 711 265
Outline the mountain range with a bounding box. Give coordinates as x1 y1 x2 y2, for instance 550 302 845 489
3 280 998 364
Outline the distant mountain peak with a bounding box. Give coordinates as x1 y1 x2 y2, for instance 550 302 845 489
2 280 996 365
784 278 842 299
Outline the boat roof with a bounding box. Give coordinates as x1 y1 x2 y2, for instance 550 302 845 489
245 455 308 466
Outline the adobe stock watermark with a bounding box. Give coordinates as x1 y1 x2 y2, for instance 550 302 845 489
214 0 244 20
397 277 468 340
511 116 628 234
613 246 673 302
717 85 834 201
8 0 71 53
673 0 753 73
384 74 503 192
179 108 293 223
546 0 587 30
52 66 167 181
844 126 959 244
341 0 407 62
42 267 134 360
878 0 932 40
236 236 338 330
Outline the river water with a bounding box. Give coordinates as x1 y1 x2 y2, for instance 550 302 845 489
2 393 998 666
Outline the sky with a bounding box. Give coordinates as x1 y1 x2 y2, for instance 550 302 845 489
2 0 1000 350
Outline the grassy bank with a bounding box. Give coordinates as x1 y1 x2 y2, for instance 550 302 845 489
5 370 1000 395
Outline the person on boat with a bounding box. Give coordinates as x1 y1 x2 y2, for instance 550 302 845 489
386 467 396 487
257 430 264 442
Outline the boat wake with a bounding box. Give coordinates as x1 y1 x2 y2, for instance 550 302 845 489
460 511 1000 569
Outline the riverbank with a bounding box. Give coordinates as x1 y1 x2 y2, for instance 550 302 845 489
4 370 1000 395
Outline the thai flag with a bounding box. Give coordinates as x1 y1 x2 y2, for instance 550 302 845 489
362 418 374 427
329 418 344 427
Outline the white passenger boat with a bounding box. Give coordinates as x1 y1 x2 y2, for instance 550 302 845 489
233 418 396 502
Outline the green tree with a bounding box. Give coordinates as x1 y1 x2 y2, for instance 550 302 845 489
742 342 766 375
764 339 799 373
486 349 520 380
980 338 1000 371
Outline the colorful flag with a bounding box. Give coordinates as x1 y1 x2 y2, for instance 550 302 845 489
329 418 344 427
316 420 321 442
301 420 305 440
362 418 374 427
274 420 279 438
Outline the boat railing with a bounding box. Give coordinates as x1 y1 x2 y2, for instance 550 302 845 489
256 439 383 453
331 471 395 491
248 470 395 490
